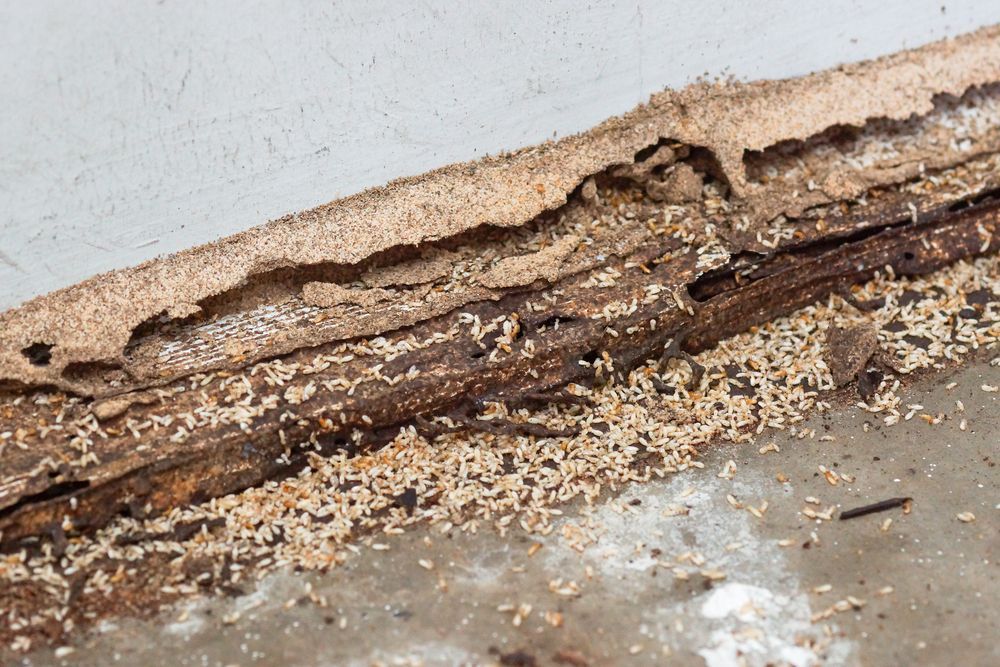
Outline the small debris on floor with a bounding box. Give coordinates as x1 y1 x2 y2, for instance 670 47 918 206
840 497 914 520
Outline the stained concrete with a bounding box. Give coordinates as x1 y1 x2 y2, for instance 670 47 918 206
16 359 998 666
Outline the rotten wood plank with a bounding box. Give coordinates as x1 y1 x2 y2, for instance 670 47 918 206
0 195 998 549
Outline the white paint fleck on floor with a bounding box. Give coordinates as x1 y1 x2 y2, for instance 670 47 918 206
543 466 857 664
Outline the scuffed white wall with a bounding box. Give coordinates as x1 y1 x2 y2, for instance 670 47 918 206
2 1 998 310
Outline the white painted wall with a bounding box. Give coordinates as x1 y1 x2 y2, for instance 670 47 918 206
2 1 998 310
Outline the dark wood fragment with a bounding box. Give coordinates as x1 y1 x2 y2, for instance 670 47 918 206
826 324 880 387
856 368 885 402
840 497 913 520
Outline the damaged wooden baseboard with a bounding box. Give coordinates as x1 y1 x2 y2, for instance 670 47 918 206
1 26 1000 395
3 28 1000 551
0 182 997 549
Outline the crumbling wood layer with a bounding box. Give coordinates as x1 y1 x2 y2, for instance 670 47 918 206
58 151 1000 398
1 194 997 549
3 28 1000 395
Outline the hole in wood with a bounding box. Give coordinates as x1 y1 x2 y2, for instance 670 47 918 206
21 342 53 366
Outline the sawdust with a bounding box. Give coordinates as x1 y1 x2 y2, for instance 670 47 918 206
648 163 704 204
301 282 395 309
91 391 158 422
2 26 1000 394
478 235 581 289
361 251 459 288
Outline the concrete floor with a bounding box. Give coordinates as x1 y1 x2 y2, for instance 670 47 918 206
18 359 998 666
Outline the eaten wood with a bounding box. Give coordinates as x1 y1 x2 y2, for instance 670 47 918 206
1 190 997 549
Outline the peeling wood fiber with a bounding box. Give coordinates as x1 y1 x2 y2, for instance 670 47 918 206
2 26 1000 393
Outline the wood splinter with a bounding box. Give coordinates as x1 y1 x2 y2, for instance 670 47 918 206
839 497 913 520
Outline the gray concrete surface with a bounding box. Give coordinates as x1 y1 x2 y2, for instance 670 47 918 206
5 1 1000 309
17 359 999 666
